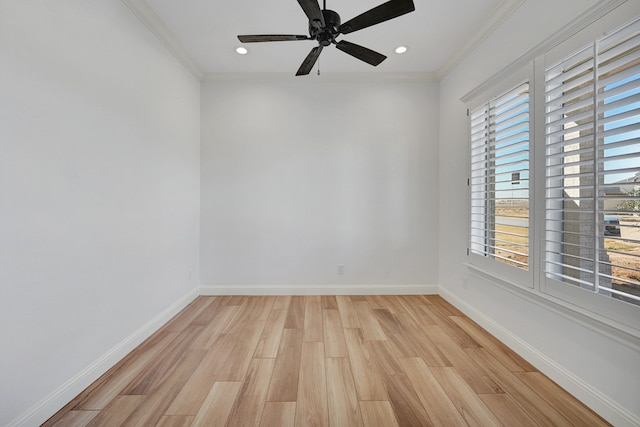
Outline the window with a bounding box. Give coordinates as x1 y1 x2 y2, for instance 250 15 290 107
466 7 640 334
545 19 640 307
470 83 531 271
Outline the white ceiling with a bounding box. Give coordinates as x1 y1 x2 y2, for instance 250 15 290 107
127 0 520 78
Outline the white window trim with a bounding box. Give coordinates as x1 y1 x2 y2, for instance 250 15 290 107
467 64 535 289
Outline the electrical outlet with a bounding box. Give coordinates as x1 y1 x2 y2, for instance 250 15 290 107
337 264 344 275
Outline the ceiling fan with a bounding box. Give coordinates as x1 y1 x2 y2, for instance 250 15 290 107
237 0 416 76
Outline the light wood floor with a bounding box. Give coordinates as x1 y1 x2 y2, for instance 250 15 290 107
44 295 610 426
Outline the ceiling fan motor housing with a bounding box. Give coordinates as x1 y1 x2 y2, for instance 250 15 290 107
310 9 341 46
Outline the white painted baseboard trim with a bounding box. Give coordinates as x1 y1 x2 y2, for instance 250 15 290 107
439 287 640 427
199 284 438 296
8 288 199 427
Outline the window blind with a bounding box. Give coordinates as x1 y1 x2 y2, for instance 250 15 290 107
545 19 640 305
470 83 530 270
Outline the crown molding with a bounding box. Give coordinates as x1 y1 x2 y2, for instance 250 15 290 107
121 0 203 80
437 0 526 79
202 71 438 83
460 0 628 102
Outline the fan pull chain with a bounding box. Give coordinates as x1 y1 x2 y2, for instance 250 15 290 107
317 56 321 76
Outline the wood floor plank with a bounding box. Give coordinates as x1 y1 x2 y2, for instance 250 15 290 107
166 331 240 415
429 367 502 427
428 295 464 316
295 342 328 427
191 298 228 327
405 325 451 367
422 304 480 348
120 350 206 426
372 308 405 336
369 341 432 427
353 301 387 341
323 309 348 358
86 395 146 427
326 358 363 427
190 381 241 427
394 296 438 326
225 295 246 306
359 401 399 427
284 296 305 329
400 358 468 427
393 311 422 329
515 372 610 426
189 305 241 349
384 295 419 314
75 331 181 410
479 393 539 427
156 415 195 427
304 300 324 342
254 309 287 358
226 359 275 427
450 316 535 372
260 402 296 427
382 374 433 427
467 347 573 426
267 328 303 402
215 319 266 381
239 295 275 321
121 327 205 396
364 295 388 310
273 295 292 310
386 331 421 358
336 296 361 328
343 328 388 401
49 410 99 427
368 340 404 375
425 325 503 394
162 297 215 332
322 295 339 309
121 393 176 427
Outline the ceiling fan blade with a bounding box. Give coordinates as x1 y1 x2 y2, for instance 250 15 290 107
335 40 386 66
297 0 325 28
238 34 310 43
339 0 415 35
296 46 323 76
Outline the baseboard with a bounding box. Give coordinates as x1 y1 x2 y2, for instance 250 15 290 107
199 283 439 296
8 288 199 427
439 287 640 427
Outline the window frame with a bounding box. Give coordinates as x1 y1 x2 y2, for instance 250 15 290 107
467 65 535 289
465 2 640 338
539 16 640 332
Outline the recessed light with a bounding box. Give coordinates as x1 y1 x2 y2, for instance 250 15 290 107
395 46 408 54
235 46 248 55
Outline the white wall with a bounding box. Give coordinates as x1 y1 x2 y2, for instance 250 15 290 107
438 0 640 425
200 77 438 292
0 1 200 425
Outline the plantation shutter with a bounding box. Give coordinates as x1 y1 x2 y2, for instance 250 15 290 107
545 19 640 303
470 83 530 270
